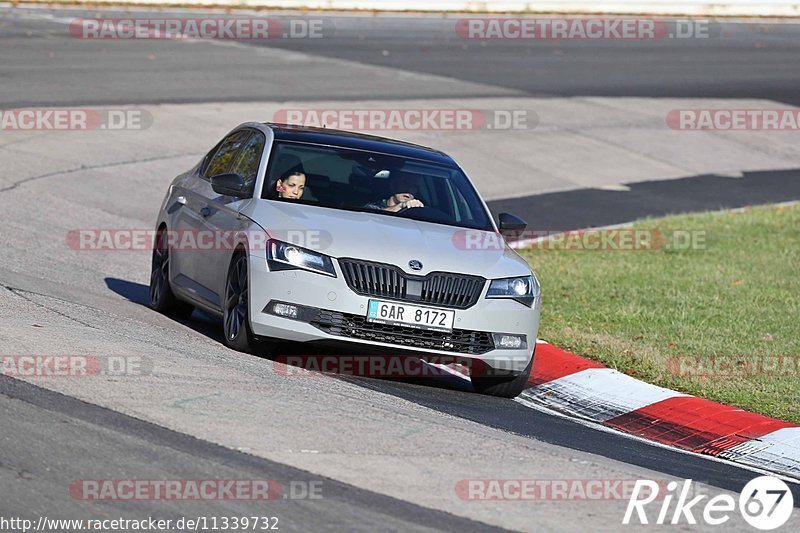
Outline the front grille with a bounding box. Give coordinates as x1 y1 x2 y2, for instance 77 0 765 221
310 310 495 355
340 259 407 299
338 258 485 309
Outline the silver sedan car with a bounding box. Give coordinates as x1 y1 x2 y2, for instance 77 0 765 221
150 123 540 397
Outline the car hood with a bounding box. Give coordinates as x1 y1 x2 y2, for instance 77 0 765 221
243 201 531 279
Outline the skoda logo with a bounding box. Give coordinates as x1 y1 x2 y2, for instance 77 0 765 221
408 260 423 271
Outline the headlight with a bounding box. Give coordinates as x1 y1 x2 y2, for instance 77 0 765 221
486 274 539 306
267 240 336 277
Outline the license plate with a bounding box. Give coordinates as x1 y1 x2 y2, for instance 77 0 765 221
367 300 455 333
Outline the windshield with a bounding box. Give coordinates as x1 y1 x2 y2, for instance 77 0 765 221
261 141 494 231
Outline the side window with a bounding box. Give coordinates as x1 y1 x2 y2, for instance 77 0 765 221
230 131 266 194
203 131 250 179
199 144 219 177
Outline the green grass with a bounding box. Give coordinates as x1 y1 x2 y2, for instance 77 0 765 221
518 203 800 423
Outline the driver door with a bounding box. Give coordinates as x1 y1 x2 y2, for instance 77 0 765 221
195 130 266 307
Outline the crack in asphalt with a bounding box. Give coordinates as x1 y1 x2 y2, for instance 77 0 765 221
0 461 33 481
0 282 228 356
3 284 100 330
0 152 200 194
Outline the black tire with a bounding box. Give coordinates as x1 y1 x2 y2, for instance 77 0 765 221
149 227 194 319
222 252 277 356
223 252 255 352
471 349 534 398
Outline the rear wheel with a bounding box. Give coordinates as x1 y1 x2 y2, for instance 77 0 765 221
149 227 194 319
471 350 534 398
223 252 277 356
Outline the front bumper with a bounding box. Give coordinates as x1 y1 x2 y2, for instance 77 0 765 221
248 254 540 373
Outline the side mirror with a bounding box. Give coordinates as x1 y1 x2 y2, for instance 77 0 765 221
210 173 250 198
498 213 527 243
498 212 527 231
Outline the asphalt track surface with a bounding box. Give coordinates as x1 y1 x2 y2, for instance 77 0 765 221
1 7 800 107
1 6 800 532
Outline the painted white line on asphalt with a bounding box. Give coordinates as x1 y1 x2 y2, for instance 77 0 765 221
521 367 687 422
423 361 471 382
596 184 632 191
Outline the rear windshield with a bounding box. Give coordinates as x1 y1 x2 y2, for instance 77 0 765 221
261 141 493 231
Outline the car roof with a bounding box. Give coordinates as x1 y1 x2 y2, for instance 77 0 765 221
263 122 457 166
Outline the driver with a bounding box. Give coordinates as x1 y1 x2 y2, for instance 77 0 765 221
363 172 425 212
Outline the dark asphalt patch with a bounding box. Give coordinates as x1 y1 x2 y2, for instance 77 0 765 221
487 168 800 231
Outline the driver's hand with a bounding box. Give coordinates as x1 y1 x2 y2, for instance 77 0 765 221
404 199 424 208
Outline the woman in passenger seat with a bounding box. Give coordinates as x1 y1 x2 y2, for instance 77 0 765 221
273 170 306 200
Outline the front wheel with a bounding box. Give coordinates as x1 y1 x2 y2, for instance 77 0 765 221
471 350 534 398
223 252 276 356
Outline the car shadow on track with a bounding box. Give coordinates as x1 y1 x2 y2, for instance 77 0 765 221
104 277 149 305
103 276 476 394
104 277 227 344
